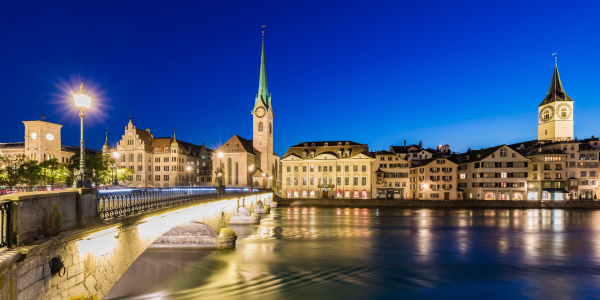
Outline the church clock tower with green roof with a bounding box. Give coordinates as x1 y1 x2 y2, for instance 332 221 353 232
252 35 275 178
538 63 574 142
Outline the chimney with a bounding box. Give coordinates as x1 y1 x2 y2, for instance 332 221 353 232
404 140 406 148
444 144 450 153
418 141 422 148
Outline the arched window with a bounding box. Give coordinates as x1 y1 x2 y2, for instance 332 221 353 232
137 154 143 162
258 122 263 132
543 110 550 120
121 155 125 162
302 151 307 158
129 154 134 162
269 122 272 134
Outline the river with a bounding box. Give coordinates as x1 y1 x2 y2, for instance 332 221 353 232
105 207 600 299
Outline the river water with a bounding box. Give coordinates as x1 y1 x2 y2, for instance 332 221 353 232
105 207 600 299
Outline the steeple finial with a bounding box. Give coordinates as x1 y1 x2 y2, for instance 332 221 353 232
41 97 45 120
103 129 110 150
171 124 179 148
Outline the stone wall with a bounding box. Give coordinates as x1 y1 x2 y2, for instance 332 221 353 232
276 197 600 209
0 192 272 300
0 189 98 247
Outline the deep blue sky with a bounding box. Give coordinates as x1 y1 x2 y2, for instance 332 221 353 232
1 1 599 156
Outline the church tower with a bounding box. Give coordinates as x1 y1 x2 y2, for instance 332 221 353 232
252 35 274 177
538 63 574 142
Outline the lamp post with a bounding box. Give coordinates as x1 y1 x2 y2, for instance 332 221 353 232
248 165 254 193
72 83 92 188
112 151 120 186
269 175 273 190
215 152 225 197
186 166 192 186
262 172 266 189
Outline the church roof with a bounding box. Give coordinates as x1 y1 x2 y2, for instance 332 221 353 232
540 65 573 106
217 135 255 154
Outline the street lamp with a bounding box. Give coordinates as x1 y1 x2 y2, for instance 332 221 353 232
269 175 273 190
248 165 254 193
72 83 92 188
112 151 120 186
262 172 266 189
186 166 192 186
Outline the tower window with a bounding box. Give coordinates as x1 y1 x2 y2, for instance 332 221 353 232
258 122 263 132
269 122 272 134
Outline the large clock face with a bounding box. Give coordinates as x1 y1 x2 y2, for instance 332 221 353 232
255 107 266 118
556 103 572 119
30 132 37 140
539 105 555 122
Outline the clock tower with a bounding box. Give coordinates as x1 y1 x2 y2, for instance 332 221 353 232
252 35 274 177
538 64 574 142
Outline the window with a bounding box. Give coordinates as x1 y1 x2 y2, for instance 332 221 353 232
155 175 160 181
388 157 392 161
353 165 358 172
294 178 298 186
571 153 575 159
501 173 507 178
380 157 385 161
581 171 587 177
303 166 307 172
286 178 291 185
460 174 466 179
137 166 142 171
137 154 143 162
163 166 169 171
294 166 298 172
287 166 291 172
310 166 315 172
163 175 169 181
361 177 367 186
500 148 507 157
591 171 596 177
345 165 349 172
318 166 322 172
436 159 445 164
136 175 142 181
337 165 341 172
310 177 314 185
228 158 232 185
303 177 307 185
345 177 350 185
155 166 160 171
353 177 359 185
337 177 342 185
258 121 263 132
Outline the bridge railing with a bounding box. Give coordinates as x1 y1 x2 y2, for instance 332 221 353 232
0 201 10 247
97 188 219 220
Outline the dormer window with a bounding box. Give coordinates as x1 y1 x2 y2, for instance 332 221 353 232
337 150 342 157
304 143 308 147
310 151 315 158
311 143 315 146
344 151 349 158
345 142 349 146
338 142 342 146
477 154 481 158
324 142 328 146
302 151 307 158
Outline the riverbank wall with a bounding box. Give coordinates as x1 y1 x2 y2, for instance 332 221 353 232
275 197 600 209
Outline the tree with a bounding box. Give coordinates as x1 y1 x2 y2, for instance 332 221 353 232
39 158 67 189
116 167 134 184
20 159 42 188
0 155 28 189
86 152 111 187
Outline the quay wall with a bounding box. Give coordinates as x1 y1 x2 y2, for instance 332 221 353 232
275 197 600 209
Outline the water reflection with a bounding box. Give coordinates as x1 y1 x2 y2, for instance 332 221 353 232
106 207 600 299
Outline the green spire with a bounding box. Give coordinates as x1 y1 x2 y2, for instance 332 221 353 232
254 35 271 111
171 127 179 148
103 131 110 150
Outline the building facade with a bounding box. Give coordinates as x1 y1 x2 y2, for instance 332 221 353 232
281 141 374 198
372 150 410 199
409 157 459 200
107 117 213 187
213 35 281 191
455 145 529 200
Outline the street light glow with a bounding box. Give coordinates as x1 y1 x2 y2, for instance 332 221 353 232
218 152 224 158
187 166 191 171
112 152 120 158
72 83 92 109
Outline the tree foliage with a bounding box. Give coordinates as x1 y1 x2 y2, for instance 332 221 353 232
39 158 67 189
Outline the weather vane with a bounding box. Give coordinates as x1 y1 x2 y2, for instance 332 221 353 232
552 52 558 66
262 25 265 35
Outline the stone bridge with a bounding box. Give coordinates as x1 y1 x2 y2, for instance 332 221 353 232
0 189 274 300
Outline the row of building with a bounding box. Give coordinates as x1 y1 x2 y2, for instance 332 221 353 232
279 64 599 200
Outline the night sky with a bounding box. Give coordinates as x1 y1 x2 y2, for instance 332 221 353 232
1 1 599 156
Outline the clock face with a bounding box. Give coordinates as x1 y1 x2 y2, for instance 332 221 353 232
556 103 572 119
30 132 37 140
46 133 55 141
539 105 555 122
255 107 266 118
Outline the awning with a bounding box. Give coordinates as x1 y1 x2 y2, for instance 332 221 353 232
542 188 568 193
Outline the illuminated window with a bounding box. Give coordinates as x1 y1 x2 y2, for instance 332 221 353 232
258 122 263 132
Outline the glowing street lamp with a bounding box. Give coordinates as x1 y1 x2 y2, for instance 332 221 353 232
112 151 120 186
186 166 192 187
248 165 254 193
72 83 92 188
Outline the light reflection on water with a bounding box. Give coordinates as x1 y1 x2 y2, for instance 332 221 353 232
106 208 600 299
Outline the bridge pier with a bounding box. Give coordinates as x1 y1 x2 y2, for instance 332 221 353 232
148 221 237 249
